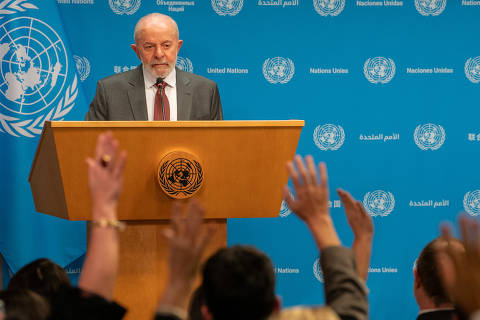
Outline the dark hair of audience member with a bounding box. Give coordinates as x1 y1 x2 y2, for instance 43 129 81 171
0 289 50 320
7 258 71 302
202 245 276 320
188 286 204 320
416 238 457 306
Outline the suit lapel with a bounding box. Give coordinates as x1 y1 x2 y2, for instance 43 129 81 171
176 68 192 120
127 66 148 120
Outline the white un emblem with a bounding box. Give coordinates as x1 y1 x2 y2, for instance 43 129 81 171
363 190 395 217
414 123 445 151
313 0 345 16
211 0 243 16
279 200 292 218
464 191 480 217
109 0 141 15
0 17 77 138
465 57 480 84
364 57 396 84
73 55 90 82
313 124 345 151
313 258 324 283
263 57 295 84
415 0 446 16
176 56 193 73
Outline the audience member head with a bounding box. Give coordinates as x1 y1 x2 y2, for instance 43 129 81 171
201 245 279 320
7 258 71 302
131 13 182 79
0 289 50 320
188 286 204 320
414 237 464 310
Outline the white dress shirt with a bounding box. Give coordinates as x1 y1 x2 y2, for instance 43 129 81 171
143 65 178 121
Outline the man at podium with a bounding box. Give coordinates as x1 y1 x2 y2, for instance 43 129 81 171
85 13 223 121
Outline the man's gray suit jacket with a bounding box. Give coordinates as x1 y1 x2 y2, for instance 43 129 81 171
85 66 223 121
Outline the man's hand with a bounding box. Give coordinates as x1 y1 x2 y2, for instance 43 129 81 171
159 199 215 311
337 189 373 281
283 155 340 250
86 131 126 218
440 216 480 315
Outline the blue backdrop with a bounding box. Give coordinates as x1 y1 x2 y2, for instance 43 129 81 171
1 1 479 319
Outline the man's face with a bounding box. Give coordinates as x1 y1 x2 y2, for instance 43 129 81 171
132 21 183 79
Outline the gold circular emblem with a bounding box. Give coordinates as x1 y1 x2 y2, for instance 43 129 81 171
157 151 204 199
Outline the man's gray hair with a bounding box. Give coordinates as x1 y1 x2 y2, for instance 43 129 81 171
133 13 179 43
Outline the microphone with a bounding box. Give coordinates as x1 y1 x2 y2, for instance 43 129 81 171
155 77 164 87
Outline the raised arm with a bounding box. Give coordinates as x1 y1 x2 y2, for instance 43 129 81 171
337 189 374 281
155 199 214 320
284 156 368 320
283 156 340 250
440 216 480 318
78 131 126 300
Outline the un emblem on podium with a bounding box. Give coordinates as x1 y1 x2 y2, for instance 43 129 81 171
313 0 345 16
415 0 446 16
363 190 395 217
364 57 396 84
157 152 204 199
464 190 480 217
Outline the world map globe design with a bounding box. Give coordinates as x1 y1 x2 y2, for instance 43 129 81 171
363 190 395 217
158 156 204 199
364 57 395 84
0 17 68 115
263 57 295 84
464 190 480 216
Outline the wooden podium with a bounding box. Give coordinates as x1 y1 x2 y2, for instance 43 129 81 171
29 120 304 319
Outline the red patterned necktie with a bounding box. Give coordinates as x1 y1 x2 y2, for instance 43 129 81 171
154 80 170 120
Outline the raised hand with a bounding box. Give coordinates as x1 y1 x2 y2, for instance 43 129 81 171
440 216 480 315
86 131 126 217
337 189 373 281
159 199 215 311
283 155 340 250
79 131 127 300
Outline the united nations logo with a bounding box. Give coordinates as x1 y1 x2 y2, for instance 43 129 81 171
313 124 345 151
463 190 480 216
465 56 480 84
211 0 243 16
108 0 141 15
0 17 77 138
73 55 90 82
279 200 292 218
415 0 446 16
313 258 323 283
364 57 396 84
263 57 295 84
363 190 395 217
157 151 204 199
414 123 445 150
313 0 345 16
176 56 193 73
